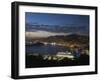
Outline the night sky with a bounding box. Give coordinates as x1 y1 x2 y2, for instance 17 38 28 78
25 12 89 27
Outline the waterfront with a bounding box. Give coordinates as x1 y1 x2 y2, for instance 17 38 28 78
26 42 89 68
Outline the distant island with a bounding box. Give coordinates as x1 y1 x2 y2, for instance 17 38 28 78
26 33 89 50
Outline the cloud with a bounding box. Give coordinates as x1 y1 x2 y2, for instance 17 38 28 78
25 30 71 38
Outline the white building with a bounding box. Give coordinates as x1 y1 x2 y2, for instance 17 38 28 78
56 52 74 59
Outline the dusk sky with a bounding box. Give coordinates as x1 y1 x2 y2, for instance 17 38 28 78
25 12 89 27
25 12 89 37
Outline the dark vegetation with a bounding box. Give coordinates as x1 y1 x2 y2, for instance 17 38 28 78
26 54 89 68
